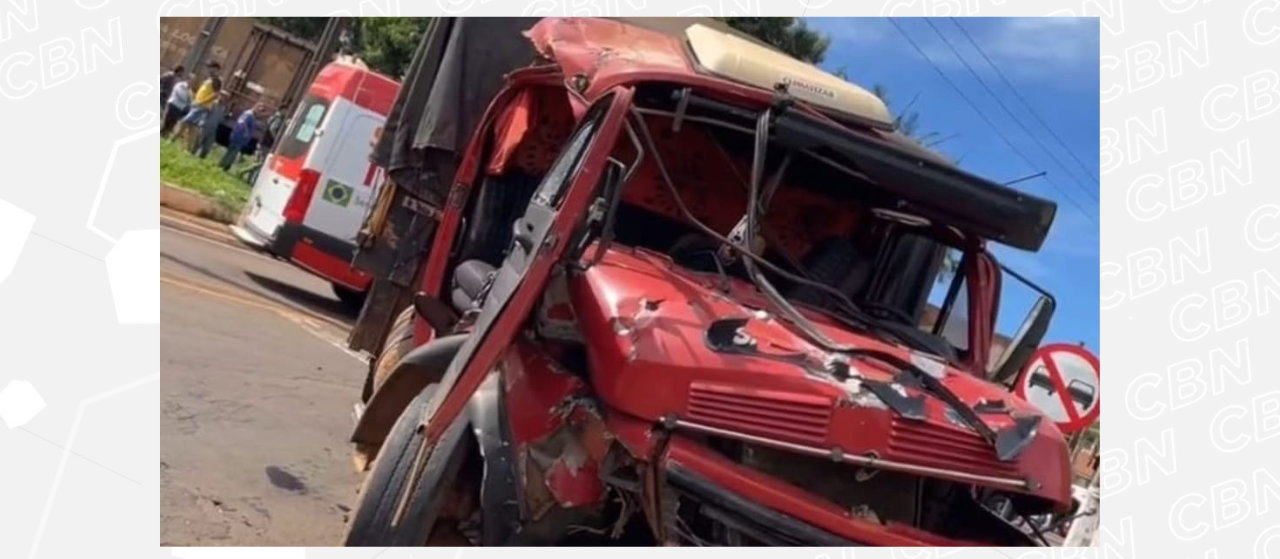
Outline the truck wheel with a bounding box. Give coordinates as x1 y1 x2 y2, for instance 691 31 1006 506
333 283 367 313
360 306 415 403
343 385 475 546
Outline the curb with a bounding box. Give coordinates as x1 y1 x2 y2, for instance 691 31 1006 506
160 182 238 224
160 209 242 249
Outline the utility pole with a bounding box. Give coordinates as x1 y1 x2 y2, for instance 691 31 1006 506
294 17 351 96
1064 469 1101 546
182 17 226 72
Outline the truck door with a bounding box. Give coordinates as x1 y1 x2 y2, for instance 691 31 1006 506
416 89 632 447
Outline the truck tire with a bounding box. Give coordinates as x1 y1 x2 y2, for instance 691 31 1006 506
333 283 367 313
343 385 475 546
360 306 415 403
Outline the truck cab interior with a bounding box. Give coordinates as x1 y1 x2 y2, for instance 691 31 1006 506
438 81 1016 375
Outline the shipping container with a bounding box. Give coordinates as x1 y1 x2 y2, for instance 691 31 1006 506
161 18 318 145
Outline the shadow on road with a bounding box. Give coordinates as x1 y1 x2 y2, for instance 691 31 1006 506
161 250 357 327
244 271 359 323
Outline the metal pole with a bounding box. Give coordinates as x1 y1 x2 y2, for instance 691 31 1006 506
1064 470 1101 546
295 17 350 95
182 17 226 72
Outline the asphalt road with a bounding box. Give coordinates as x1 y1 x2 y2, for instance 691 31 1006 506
159 217 370 546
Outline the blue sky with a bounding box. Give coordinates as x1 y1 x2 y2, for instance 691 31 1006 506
804 17 1101 353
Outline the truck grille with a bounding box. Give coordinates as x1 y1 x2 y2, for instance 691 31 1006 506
687 383 831 446
888 417 1019 475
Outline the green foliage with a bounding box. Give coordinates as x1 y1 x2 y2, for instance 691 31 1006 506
258 17 431 79
866 82 935 144
349 18 432 78
159 139 253 213
717 17 830 64
258 17 328 41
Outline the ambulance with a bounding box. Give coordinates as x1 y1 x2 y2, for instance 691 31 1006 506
231 59 400 310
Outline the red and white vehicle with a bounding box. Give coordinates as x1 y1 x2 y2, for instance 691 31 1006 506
231 59 400 309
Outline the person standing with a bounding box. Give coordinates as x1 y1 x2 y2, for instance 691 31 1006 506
161 78 191 137
159 65 185 112
193 92 230 159
221 104 262 171
262 102 289 155
174 62 223 149
241 102 289 184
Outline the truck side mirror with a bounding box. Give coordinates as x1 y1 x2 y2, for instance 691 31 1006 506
991 294 1055 386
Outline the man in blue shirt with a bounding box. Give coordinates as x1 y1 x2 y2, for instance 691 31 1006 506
220 103 264 171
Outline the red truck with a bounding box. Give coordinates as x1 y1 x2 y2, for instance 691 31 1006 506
342 17 1072 547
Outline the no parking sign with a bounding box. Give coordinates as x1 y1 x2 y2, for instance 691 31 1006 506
1015 343 1101 434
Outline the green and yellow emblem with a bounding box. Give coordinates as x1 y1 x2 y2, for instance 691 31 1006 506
322 180 353 207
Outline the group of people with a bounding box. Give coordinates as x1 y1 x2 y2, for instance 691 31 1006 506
160 61 290 175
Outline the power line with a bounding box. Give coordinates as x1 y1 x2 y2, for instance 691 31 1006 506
951 17 1101 189
885 17 1097 224
922 18 1099 202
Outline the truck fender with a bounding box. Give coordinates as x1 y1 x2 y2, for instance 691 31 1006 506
351 333 467 447
466 373 523 545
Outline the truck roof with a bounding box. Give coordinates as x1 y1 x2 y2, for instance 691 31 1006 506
375 17 1056 251
528 18 1057 250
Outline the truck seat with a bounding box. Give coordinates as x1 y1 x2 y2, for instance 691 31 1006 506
450 259 496 313
787 237 871 308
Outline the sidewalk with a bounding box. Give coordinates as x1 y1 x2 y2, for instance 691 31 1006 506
160 207 242 249
160 181 245 251
160 182 238 225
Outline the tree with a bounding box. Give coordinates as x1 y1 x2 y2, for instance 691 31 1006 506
259 17 328 41
717 17 830 64
349 18 432 79
258 17 430 78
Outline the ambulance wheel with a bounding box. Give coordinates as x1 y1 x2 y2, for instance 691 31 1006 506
342 385 476 546
333 283 367 313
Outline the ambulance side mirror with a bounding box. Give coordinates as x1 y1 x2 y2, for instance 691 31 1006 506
992 294 1055 387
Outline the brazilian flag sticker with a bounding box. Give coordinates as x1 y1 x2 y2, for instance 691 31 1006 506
322 180 353 208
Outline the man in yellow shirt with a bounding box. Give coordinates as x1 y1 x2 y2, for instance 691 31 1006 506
171 62 223 148
192 66 220 107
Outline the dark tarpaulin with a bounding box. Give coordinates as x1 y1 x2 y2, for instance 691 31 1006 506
373 16 756 201
373 17 539 200
370 18 450 178
350 16 769 355
413 17 542 155
350 18 538 354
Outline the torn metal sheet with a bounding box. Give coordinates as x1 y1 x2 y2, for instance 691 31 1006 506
994 414 1042 463
910 352 947 379
862 380 926 420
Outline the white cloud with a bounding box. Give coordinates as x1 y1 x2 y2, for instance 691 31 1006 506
899 17 1098 83
809 17 890 45
985 17 1099 67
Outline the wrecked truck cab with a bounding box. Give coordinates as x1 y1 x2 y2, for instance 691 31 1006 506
344 17 1067 548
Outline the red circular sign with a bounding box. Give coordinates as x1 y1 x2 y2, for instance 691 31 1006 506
1015 343 1100 434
